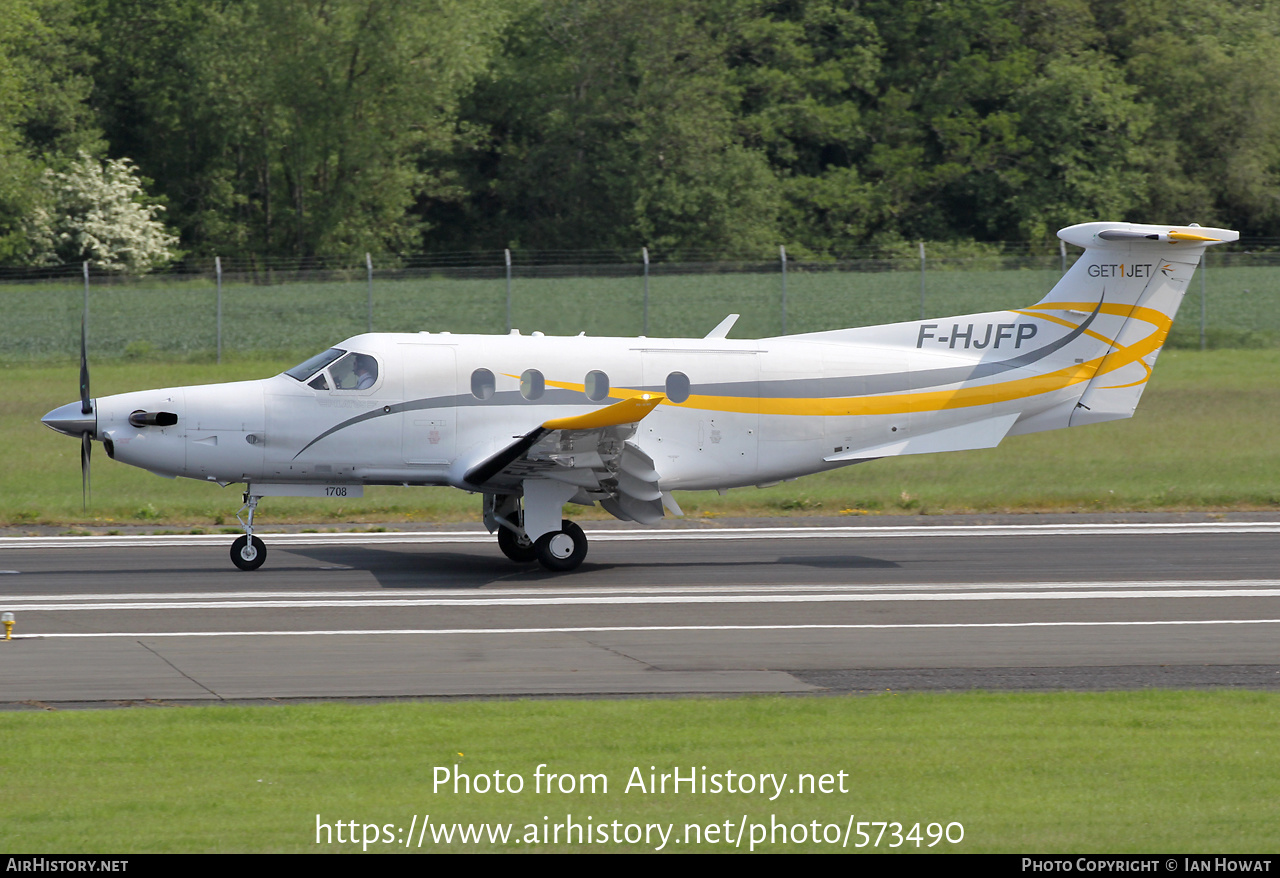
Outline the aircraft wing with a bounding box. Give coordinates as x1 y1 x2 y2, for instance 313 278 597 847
462 394 672 523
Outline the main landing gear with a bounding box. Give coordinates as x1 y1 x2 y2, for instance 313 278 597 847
230 493 267 571
496 511 537 563
534 520 588 572
485 490 589 572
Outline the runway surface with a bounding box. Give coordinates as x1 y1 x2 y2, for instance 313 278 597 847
1 518 1277 707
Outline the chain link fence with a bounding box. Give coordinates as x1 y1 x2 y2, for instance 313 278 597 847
2 244 1277 362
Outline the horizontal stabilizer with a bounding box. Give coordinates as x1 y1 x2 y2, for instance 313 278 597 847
825 413 1020 461
1060 222 1237 251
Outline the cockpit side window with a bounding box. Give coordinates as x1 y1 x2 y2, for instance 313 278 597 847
329 352 379 390
286 348 346 381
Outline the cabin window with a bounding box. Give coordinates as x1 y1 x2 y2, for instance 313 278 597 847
521 369 545 400
585 370 610 401
471 368 496 400
308 373 329 390
665 372 690 403
328 352 379 390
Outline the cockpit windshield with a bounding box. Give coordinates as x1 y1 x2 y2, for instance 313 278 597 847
285 348 345 381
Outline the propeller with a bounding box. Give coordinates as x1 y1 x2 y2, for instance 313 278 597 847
81 430 91 511
41 310 99 513
80 315 91 414
80 315 92 510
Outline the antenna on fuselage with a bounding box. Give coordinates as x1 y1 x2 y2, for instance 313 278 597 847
704 314 739 339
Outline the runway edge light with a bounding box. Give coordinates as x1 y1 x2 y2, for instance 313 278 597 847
2 612 14 640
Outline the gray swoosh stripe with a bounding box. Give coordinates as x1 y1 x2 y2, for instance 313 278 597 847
656 301 1104 400
292 388 602 459
294 303 1103 457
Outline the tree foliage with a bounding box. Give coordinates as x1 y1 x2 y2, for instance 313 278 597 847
1 0 1279 264
88 0 508 256
26 150 178 271
437 0 781 255
0 0 102 262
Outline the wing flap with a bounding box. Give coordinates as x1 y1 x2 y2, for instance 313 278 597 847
462 396 670 524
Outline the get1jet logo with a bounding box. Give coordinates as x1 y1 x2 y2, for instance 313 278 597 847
1088 263 1153 278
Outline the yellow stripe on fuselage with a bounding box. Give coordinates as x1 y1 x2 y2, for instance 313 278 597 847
544 302 1168 418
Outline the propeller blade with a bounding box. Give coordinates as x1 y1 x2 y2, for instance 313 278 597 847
81 430 92 511
80 315 91 415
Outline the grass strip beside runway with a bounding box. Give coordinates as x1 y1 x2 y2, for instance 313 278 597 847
1 691 1276 852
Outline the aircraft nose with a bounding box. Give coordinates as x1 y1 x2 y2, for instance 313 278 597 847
42 401 96 437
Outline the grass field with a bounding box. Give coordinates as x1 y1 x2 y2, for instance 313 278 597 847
1 692 1276 852
2 256 1277 364
4 349 1277 528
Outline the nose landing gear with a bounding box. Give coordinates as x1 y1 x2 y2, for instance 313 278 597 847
230 493 266 571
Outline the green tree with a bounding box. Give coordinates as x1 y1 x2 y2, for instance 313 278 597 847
89 0 508 256
0 0 103 264
729 0 883 255
1094 0 1280 236
26 150 178 271
723 0 1150 251
437 0 781 255
0 2 41 262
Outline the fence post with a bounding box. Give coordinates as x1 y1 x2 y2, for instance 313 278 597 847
1060 240 1067 275
366 252 373 333
216 256 223 364
919 242 926 320
642 246 650 336
780 245 788 335
504 248 512 334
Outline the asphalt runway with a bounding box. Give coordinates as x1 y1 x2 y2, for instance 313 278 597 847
1 519 1278 707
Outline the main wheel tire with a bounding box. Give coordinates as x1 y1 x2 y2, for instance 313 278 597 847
497 512 537 563
534 520 588 572
230 534 267 571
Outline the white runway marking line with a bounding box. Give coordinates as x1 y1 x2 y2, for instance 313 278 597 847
5 579 1277 604
5 580 1280 612
16 618 1280 639
1 520 1278 550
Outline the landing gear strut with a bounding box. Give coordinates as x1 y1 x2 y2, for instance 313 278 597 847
231 493 266 571
496 511 537 563
484 490 589 572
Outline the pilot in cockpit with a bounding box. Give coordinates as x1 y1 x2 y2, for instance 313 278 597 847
354 354 377 389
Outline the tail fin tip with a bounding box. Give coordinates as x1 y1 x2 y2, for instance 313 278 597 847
1059 221 1239 250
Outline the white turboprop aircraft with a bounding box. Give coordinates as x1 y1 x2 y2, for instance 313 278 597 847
42 221 1235 572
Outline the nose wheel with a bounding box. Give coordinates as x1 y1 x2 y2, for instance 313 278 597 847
230 534 267 571
230 492 266 571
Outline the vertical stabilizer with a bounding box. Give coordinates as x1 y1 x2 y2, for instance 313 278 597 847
1031 222 1237 427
